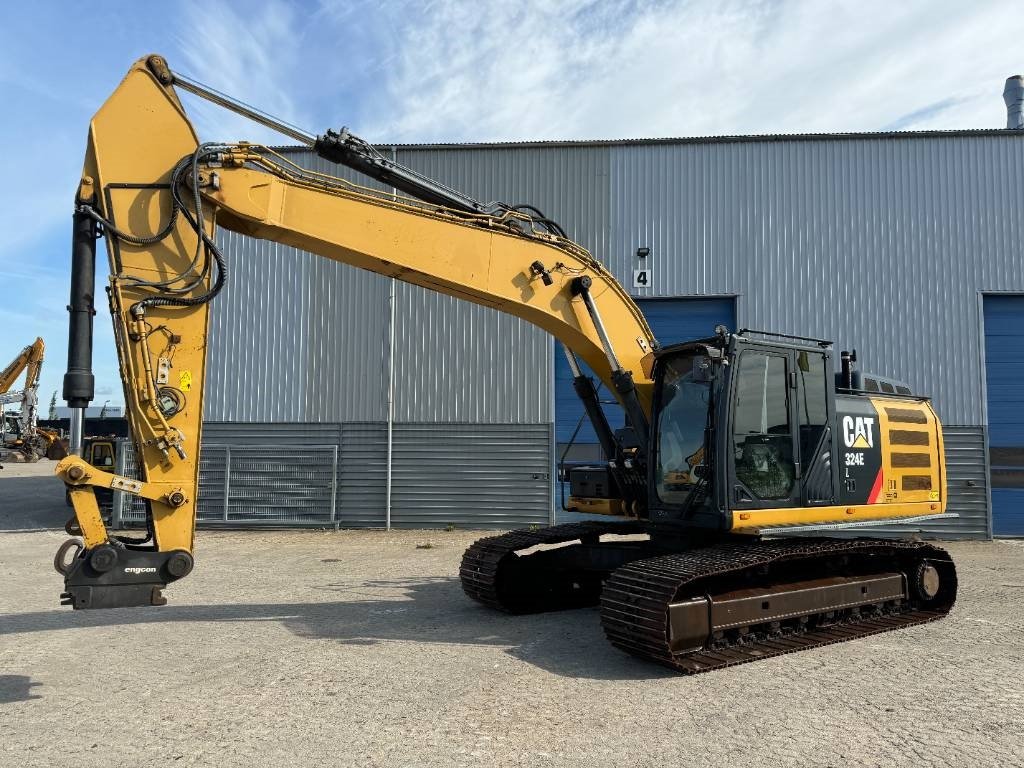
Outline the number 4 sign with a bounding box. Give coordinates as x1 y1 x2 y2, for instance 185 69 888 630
633 268 651 288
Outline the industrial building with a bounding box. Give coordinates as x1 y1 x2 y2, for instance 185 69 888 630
169 126 1024 538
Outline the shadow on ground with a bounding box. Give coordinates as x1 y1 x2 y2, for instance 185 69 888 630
0 474 68 531
0 675 43 703
0 576 674 681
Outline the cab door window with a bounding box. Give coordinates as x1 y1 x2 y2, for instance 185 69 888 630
796 350 833 503
732 352 795 500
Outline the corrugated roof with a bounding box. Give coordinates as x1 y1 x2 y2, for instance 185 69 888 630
275 127 1024 153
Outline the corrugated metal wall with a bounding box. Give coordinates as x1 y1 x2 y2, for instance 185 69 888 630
389 424 552 528
606 135 1024 425
943 427 992 539
120 423 552 529
391 283 551 423
338 423 388 527
205 233 389 422
202 132 1024 535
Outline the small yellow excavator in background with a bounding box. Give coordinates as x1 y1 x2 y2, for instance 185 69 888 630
0 337 65 462
51 55 957 674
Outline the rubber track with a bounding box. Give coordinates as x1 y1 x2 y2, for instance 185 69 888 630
459 521 647 613
600 537 957 674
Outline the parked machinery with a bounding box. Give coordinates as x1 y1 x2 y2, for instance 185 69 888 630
0 338 64 461
64 437 120 514
52 56 956 673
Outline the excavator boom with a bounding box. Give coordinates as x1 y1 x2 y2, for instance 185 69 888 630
55 55 655 606
0 338 44 395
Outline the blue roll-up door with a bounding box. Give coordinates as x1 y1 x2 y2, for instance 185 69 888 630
555 297 736 460
984 295 1024 536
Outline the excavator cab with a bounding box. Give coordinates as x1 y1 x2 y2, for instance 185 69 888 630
64 438 118 512
647 331 837 529
2 412 22 443
566 329 834 530
85 439 116 470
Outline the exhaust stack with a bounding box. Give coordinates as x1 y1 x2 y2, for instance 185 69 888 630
1003 75 1024 129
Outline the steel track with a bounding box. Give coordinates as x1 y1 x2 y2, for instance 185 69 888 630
459 521 648 613
460 525 957 673
601 537 957 673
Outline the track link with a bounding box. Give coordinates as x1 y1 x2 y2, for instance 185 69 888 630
600 537 957 674
460 521 648 614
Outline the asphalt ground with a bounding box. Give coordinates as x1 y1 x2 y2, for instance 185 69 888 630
1 460 1022 767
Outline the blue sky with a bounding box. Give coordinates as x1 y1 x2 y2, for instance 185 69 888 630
0 0 1019 410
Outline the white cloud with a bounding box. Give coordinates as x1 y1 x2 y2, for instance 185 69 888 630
3 0 1022 411
174 0 315 145
356 0 1019 142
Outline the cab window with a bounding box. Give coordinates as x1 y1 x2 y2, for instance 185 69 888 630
90 442 115 469
732 352 794 500
796 350 829 456
654 352 713 504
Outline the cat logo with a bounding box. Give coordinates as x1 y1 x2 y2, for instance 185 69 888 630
842 416 875 449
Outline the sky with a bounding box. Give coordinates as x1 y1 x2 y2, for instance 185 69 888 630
0 0 1020 411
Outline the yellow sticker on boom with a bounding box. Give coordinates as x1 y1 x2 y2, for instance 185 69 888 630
179 370 192 392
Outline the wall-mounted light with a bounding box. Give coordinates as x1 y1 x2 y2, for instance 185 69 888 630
636 247 651 259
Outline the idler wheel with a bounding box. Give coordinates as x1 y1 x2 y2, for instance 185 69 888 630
913 561 941 601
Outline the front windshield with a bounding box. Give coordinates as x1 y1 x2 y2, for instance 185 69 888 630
655 352 712 504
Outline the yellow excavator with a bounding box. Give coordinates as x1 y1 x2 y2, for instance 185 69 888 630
52 55 957 674
0 337 63 461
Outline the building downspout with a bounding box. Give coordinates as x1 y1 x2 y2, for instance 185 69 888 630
549 338 557 525
385 146 398 530
385 276 395 530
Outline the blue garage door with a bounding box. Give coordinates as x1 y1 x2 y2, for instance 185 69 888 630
984 295 1024 536
556 297 736 460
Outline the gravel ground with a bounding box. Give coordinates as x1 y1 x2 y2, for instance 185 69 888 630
1 460 1022 768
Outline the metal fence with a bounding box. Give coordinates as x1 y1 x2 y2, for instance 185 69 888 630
114 442 340 527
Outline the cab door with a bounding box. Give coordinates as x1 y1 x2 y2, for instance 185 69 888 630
728 346 801 510
794 348 836 505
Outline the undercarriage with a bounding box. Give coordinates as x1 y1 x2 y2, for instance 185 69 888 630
460 522 957 674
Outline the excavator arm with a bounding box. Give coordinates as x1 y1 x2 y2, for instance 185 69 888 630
54 55 656 608
0 338 45 450
0 337 44 396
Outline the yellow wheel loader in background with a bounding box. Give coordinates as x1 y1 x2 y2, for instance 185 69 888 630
51 55 956 674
